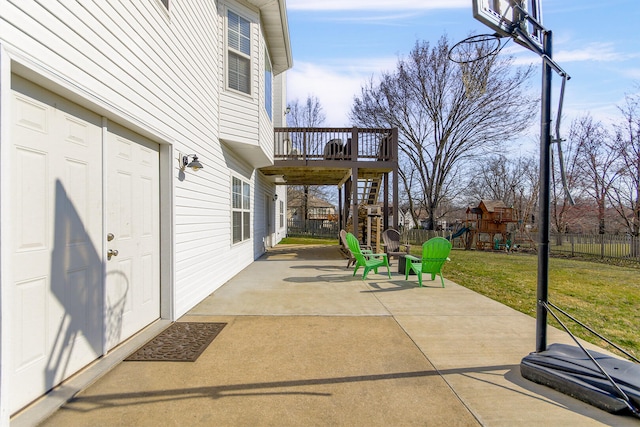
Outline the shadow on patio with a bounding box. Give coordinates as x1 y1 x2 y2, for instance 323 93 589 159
36 245 639 427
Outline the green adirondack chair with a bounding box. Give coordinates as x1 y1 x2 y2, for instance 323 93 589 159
345 232 391 280
404 237 452 287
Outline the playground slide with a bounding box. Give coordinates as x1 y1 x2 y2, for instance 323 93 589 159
447 226 470 241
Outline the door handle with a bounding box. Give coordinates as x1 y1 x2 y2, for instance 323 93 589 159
107 249 119 260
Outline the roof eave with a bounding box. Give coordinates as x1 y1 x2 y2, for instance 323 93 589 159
247 0 293 75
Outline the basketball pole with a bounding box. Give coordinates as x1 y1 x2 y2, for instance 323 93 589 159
511 22 569 354
494 8 640 418
536 29 553 353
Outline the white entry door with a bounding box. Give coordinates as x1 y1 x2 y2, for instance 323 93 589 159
105 122 160 350
9 76 161 414
9 76 104 413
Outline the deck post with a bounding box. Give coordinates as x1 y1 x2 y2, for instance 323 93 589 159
392 128 399 230
344 179 352 231
338 187 343 231
351 166 359 240
383 173 389 230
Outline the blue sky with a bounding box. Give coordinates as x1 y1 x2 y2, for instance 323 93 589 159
285 0 639 154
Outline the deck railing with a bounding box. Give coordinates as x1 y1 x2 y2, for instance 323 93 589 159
274 127 396 161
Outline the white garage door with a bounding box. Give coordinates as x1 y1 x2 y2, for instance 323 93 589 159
9 76 160 413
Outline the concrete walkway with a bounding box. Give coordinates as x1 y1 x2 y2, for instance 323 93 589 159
23 245 640 426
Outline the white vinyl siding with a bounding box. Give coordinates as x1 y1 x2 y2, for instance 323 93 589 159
219 2 270 164
272 73 287 127
0 0 269 319
0 0 288 418
227 10 251 94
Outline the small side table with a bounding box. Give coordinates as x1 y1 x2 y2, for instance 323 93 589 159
398 254 416 275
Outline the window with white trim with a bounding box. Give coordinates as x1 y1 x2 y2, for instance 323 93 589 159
232 177 251 243
227 9 251 94
279 200 284 228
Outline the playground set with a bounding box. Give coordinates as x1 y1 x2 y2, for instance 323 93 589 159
465 200 517 250
440 200 518 251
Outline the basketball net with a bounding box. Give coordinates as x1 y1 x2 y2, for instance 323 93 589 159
459 57 494 99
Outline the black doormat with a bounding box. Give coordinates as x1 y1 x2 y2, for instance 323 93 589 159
125 322 226 362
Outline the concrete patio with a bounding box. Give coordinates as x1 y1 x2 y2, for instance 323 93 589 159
18 244 640 426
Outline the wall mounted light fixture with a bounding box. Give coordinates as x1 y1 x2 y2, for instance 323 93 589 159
180 153 204 172
273 194 278 201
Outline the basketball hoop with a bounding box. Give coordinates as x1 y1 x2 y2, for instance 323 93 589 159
448 34 504 99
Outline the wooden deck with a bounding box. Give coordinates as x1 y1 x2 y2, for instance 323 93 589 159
259 127 400 234
260 127 398 187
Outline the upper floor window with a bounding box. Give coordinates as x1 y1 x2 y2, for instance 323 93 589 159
227 10 251 94
264 48 273 120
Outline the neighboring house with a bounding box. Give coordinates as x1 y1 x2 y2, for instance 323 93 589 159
402 208 430 229
287 191 336 221
398 210 413 230
0 0 292 421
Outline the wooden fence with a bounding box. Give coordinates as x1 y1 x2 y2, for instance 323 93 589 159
545 233 640 262
284 223 640 264
286 219 340 239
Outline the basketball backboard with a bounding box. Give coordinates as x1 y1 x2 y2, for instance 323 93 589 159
473 0 543 51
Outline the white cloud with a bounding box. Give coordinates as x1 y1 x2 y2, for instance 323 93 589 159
287 0 467 11
554 42 627 63
287 58 397 126
621 68 640 80
505 41 635 67
326 12 423 24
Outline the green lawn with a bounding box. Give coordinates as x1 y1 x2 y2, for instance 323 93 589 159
279 237 339 245
444 249 640 359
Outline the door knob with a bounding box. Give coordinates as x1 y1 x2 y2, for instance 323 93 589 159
107 233 115 241
107 249 119 260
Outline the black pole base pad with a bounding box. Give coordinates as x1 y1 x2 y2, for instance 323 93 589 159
521 343 640 417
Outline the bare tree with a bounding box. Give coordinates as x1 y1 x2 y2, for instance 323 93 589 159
285 95 331 219
465 154 539 232
466 155 521 204
569 115 620 234
286 95 326 128
350 36 537 229
610 91 640 253
550 127 583 234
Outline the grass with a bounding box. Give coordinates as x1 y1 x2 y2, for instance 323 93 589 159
443 249 640 360
277 236 640 359
279 236 339 245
